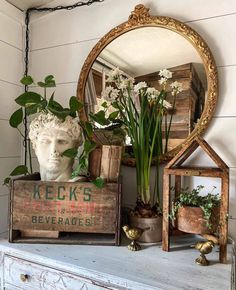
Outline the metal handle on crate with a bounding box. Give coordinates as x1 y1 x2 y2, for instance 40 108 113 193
20 274 29 282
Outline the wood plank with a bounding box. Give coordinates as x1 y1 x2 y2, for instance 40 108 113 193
11 233 116 245
162 173 170 251
100 145 123 182
196 136 229 171
175 176 181 199
175 141 199 166
165 167 223 177
165 140 198 168
219 172 229 263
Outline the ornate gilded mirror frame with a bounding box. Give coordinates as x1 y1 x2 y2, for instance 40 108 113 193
77 4 218 163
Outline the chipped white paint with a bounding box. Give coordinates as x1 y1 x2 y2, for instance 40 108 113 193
0 234 232 290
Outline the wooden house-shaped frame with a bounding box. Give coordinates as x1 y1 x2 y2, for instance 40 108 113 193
162 136 229 263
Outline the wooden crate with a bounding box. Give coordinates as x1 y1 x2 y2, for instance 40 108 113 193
9 173 121 245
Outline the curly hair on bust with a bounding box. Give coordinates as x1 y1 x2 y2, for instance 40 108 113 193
29 112 83 150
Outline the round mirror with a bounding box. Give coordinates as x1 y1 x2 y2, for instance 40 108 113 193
77 4 218 165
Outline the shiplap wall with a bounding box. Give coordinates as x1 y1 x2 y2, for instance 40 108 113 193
0 0 23 233
28 0 236 239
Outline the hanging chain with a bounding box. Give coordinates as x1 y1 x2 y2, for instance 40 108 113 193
23 0 104 168
23 9 30 168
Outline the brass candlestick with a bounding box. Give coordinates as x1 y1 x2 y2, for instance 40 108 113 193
122 225 144 251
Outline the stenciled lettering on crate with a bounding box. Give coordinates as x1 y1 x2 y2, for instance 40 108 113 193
9 176 121 244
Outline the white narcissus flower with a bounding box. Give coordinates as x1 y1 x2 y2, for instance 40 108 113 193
101 85 113 98
118 81 127 90
106 67 122 82
158 77 167 85
162 100 172 109
101 85 119 101
109 88 119 101
159 69 173 79
147 87 160 101
170 81 184 95
95 98 115 118
134 81 147 92
118 77 135 90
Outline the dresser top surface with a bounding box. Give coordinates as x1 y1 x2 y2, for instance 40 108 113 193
0 233 232 290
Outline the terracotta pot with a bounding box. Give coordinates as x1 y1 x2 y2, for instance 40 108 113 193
176 206 219 234
129 215 162 243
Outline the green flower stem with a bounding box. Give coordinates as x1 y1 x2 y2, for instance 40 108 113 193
165 92 177 153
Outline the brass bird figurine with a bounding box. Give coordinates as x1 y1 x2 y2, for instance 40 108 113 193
194 240 215 266
122 225 144 251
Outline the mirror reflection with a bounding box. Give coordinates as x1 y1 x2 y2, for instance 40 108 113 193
84 27 207 153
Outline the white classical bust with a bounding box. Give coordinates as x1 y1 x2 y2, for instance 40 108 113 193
29 112 83 181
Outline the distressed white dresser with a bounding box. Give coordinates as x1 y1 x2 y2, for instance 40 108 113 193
0 234 232 290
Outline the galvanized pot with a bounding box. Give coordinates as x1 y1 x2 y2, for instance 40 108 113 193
129 215 162 243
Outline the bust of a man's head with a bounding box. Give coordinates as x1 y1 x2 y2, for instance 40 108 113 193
29 112 83 181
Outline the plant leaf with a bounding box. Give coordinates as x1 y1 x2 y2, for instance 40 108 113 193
111 101 119 109
38 76 56 88
26 104 41 115
92 177 105 189
69 96 83 112
89 111 110 126
61 148 78 159
3 177 11 186
48 95 63 111
41 99 48 110
71 156 87 177
44 75 56 87
44 75 54 83
48 107 71 120
109 111 119 120
9 108 23 128
70 111 76 118
20 75 34 86
101 101 108 108
37 81 46 87
84 121 93 138
15 92 42 107
84 140 97 154
10 165 28 176
45 80 56 88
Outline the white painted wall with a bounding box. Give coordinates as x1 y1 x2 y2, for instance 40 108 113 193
0 0 24 233
27 0 236 240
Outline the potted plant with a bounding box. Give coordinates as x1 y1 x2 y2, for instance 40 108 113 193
86 96 126 182
102 67 183 242
169 185 221 234
3 74 106 187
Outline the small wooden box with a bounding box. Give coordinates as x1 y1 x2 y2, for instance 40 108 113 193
9 173 121 245
89 145 123 182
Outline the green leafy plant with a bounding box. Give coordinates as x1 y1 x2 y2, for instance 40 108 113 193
169 185 221 229
3 75 103 186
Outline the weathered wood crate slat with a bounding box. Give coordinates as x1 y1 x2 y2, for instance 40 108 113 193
9 174 121 245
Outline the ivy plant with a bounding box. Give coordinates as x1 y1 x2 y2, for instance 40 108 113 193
169 185 221 229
